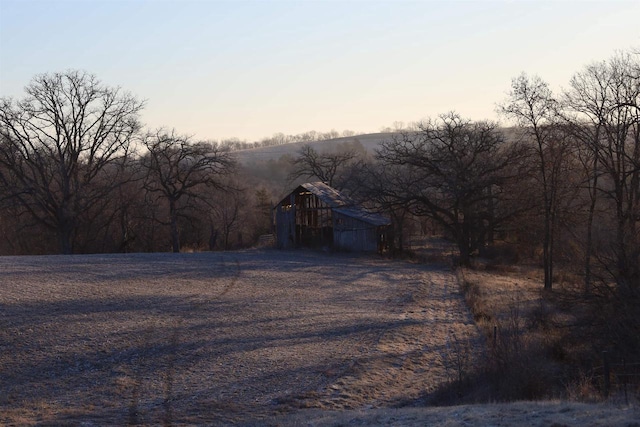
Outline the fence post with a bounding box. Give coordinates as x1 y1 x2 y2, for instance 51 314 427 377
603 350 610 399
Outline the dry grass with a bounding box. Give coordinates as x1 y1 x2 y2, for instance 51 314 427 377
456 264 572 400
455 261 634 405
1 249 637 426
0 249 478 425
263 400 640 426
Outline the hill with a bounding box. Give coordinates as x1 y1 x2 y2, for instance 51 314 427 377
233 132 394 164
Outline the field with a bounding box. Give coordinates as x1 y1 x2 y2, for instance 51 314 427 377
1 249 637 425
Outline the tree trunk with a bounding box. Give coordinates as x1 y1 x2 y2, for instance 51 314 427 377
395 212 404 253
209 224 218 251
543 204 553 291
584 155 598 295
58 225 74 255
457 239 471 267
57 210 75 254
458 217 472 267
223 228 231 251
169 199 180 253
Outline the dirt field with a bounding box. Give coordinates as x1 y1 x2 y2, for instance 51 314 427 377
1 249 637 426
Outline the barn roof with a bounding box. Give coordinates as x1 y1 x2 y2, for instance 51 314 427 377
281 182 390 226
334 206 391 226
299 182 351 207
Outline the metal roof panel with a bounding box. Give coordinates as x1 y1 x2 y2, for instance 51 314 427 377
333 206 391 226
300 182 352 207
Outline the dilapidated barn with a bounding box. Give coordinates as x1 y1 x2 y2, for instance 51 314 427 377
274 182 390 253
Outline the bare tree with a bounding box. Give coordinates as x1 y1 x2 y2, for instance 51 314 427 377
287 143 360 189
564 51 640 291
563 66 610 294
209 187 243 250
500 73 573 290
392 121 405 131
253 187 273 236
0 71 144 254
376 112 527 266
141 129 235 252
350 158 414 252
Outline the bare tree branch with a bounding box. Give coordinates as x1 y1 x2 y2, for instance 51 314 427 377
140 129 236 252
0 70 144 253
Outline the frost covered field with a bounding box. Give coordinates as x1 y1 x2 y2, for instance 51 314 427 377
0 250 636 425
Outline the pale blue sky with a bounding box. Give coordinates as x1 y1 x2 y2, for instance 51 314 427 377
1 0 638 142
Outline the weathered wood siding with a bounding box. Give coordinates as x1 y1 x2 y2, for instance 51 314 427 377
275 194 296 249
332 211 380 252
274 182 390 253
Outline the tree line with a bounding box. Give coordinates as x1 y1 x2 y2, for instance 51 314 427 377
203 129 359 152
291 50 639 298
1 49 638 296
0 70 364 255
0 71 252 254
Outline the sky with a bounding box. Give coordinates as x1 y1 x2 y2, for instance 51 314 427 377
1 0 639 143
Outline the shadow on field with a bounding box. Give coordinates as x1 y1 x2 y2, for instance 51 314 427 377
0 249 448 425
